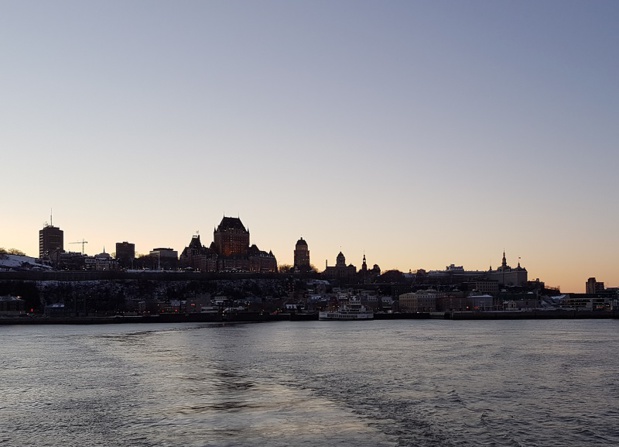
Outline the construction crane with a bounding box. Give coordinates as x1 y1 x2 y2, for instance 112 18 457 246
70 239 88 254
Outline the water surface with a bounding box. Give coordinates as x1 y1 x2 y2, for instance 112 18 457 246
1 319 618 446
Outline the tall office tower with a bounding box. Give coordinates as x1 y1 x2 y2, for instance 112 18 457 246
115 241 136 268
39 224 64 259
293 238 310 271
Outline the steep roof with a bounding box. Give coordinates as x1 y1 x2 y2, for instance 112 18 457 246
188 235 202 249
217 216 247 232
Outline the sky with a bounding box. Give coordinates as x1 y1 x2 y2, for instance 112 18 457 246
2 0 618 293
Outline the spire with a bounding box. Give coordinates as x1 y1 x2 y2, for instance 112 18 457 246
502 250 507 268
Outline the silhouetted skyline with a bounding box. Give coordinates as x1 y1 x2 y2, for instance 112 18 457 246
2 1 618 293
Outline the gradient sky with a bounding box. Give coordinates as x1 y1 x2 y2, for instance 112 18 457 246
2 1 618 292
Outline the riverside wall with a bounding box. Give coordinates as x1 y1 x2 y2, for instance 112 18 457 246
446 310 617 320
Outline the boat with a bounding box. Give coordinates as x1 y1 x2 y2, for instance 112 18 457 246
318 301 374 321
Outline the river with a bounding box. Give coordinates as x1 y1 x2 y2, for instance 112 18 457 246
1 319 618 446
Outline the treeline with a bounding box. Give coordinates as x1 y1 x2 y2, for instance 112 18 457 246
0 248 27 256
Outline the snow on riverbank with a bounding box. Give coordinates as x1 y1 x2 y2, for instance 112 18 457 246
0 254 51 271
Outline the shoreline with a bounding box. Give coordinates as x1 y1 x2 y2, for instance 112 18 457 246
1 309 617 325
445 309 618 320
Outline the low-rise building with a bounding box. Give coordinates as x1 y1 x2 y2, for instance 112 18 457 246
560 293 615 311
467 294 494 311
586 277 605 294
58 251 87 270
0 296 25 316
436 291 467 312
84 250 118 271
469 280 500 295
399 289 437 312
149 248 178 270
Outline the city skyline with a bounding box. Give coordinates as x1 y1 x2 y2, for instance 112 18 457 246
3 1 618 293
3 213 603 294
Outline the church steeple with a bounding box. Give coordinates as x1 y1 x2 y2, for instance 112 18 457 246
502 250 507 268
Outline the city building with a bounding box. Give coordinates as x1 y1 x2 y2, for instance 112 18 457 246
149 248 178 270
58 251 86 270
115 242 135 269
486 252 528 286
84 250 118 271
425 253 528 288
39 224 63 261
179 217 277 273
586 277 605 294
293 238 310 271
427 264 488 284
323 252 357 283
246 244 278 273
214 217 250 257
436 291 468 312
560 293 614 311
359 254 381 283
399 290 438 312
467 294 495 311
0 295 25 316
468 280 500 295
499 292 540 310
179 235 217 272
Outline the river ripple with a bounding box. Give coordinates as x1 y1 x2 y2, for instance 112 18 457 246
1 319 618 446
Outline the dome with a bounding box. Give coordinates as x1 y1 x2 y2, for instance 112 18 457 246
296 238 308 247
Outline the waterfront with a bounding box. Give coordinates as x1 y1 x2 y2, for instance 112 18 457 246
1 320 618 446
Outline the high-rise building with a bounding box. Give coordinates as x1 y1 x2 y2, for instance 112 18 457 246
115 241 135 268
39 224 63 260
293 238 310 271
586 277 605 294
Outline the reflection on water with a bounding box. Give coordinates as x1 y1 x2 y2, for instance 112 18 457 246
1 320 618 446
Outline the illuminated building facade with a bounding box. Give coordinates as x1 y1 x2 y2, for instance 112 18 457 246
214 217 250 257
180 216 277 273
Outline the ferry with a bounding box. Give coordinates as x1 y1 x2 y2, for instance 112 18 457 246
318 302 374 321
